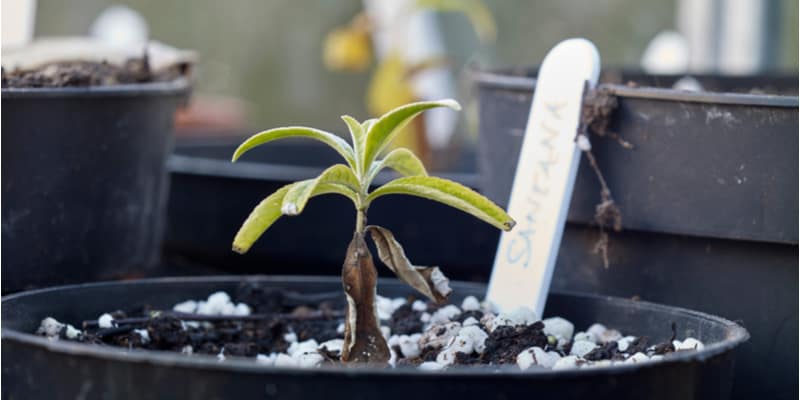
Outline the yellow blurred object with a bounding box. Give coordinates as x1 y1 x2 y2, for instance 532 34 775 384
323 27 372 72
416 0 496 42
323 13 373 72
366 52 423 155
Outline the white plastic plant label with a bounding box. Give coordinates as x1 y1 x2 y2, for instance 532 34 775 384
486 38 601 316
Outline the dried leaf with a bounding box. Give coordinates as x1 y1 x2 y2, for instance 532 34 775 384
366 225 451 303
341 233 390 363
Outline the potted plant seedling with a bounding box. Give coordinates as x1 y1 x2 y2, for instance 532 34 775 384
230 99 515 363
2 100 749 399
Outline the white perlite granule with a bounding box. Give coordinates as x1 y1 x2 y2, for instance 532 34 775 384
418 361 445 371
98 313 115 329
429 305 461 325
319 339 344 353
65 324 82 339
133 329 150 344
675 337 704 351
411 300 428 312
460 296 481 311
37 317 65 339
570 340 598 358
542 317 574 343
517 346 561 370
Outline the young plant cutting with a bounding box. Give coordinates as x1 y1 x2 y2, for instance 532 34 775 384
1 3 769 396
27 99 719 376
230 99 515 363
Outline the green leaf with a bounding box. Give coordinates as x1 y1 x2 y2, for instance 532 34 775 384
233 183 295 254
231 126 356 170
367 225 451 303
361 118 377 133
341 115 366 175
233 181 358 254
367 176 515 231
362 99 460 168
367 147 427 184
282 164 360 215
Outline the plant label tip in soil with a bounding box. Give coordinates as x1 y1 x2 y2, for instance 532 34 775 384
487 38 601 316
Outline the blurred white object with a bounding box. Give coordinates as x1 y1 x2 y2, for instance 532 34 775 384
90 5 149 48
717 0 768 74
363 0 458 149
640 31 690 74
2 37 195 72
677 0 716 72
2 0 37 48
677 0 770 74
672 76 704 92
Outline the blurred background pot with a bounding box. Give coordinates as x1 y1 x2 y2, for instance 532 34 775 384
474 68 798 400
2 79 190 293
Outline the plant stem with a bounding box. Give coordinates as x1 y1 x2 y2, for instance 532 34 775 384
355 209 367 234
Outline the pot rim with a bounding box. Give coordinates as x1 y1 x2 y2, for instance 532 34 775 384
1 275 750 378
1 77 191 99
472 69 799 108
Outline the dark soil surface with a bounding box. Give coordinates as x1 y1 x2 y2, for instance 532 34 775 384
388 304 423 335
2 54 189 88
43 282 679 368
75 282 343 358
480 322 550 364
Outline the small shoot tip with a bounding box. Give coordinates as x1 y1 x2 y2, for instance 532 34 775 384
441 98 462 111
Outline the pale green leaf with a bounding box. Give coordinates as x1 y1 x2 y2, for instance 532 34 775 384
367 148 427 184
233 183 295 254
367 176 515 231
282 164 360 215
233 181 358 254
362 99 460 168
341 115 366 175
361 118 377 133
231 126 356 170
367 225 451 303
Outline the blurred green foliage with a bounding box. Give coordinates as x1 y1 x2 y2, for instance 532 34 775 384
34 0 798 131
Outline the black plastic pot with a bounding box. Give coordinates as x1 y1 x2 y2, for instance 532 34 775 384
164 139 494 280
2 81 190 293
2 275 748 400
474 69 798 400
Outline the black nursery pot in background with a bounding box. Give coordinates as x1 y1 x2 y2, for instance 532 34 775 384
1 81 190 293
474 69 798 400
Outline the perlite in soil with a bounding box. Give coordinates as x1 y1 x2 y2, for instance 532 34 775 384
36 288 706 371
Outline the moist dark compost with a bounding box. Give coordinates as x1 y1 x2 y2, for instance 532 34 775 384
1 55 188 88
36 282 704 371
